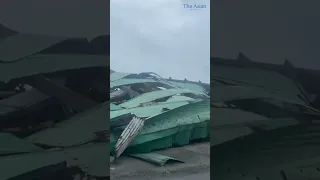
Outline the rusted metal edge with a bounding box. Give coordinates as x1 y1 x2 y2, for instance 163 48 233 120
115 116 144 159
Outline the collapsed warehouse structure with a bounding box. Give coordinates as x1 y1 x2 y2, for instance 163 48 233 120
3 19 320 179
110 53 320 179
110 71 210 163
0 24 109 180
211 53 320 179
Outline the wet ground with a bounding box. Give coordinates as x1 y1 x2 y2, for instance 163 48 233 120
153 171 210 180
111 142 210 180
115 170 210 180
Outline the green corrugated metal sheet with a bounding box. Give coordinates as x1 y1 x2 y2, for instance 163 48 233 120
0 133 43 155
119 88 206 108
111 100 210 155
0 143 109 179
212 85 312 108
0 54 108 81
0 33 66 62
110 71 210 160
111 78 157 88
111 100 190 120
110 103 122 111
210 55 320 180
211 63 311 105
165 95 195 102
166 81 206 93
129 153 184 166
110 72 131 82
26 103 108 147
0 26 110 179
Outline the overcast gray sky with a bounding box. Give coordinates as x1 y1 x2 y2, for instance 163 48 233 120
212 0 320 69
111 0 210 83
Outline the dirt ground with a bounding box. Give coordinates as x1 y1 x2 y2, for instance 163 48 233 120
110 142 210 180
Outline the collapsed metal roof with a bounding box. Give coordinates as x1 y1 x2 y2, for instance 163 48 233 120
110 54 320 178
210 53 320 179
110 71 210 163
0 24 109 180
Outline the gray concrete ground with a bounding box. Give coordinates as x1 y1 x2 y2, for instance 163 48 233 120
110 142 210 180
157 172 210 180
114 170 210 180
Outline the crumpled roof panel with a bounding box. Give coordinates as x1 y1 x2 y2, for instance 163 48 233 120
212 65 310 105
119 88 206 108
0 33 67 62
110 70 210 161
0 54 108 81
0 24 109 179
210 55 320 179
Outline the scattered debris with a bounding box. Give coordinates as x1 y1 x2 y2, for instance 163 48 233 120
110 71 210 164
129 153 184 166
0 132 43 155
0 24 109 180
210 54 320 179
115 117 144 159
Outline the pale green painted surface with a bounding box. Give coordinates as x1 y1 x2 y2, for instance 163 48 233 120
167 81 206 93
110 72 131 82
119 88 205 108
111 78 156 88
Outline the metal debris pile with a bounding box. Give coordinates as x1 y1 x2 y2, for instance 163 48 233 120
211 53 320 179
110 71 210 164
0 24 109 180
